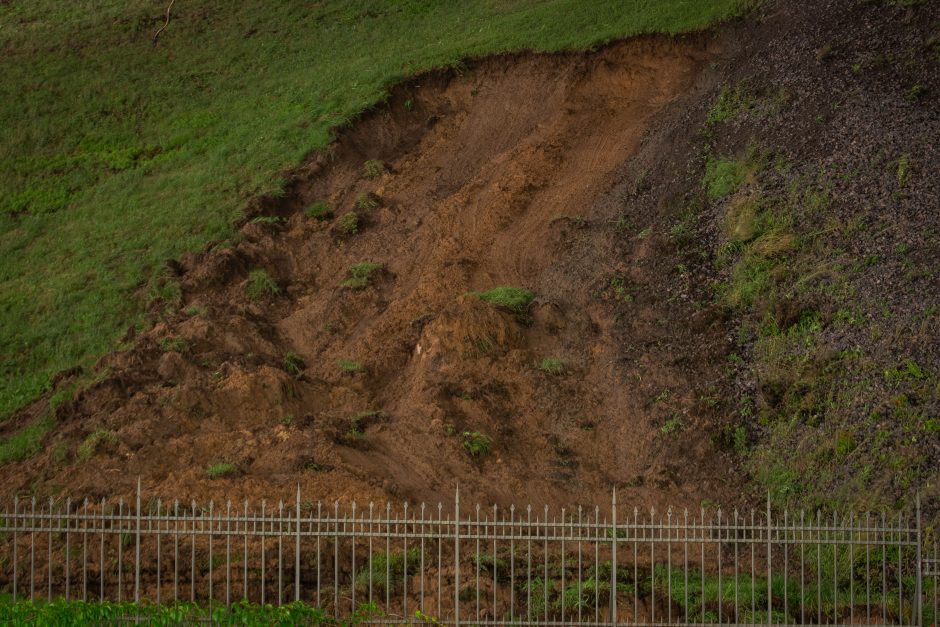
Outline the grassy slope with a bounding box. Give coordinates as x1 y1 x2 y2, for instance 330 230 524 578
0 0 749 420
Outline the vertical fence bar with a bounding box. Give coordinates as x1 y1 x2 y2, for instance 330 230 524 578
687 508 692 625
767 495 772 626
244 501 250 603
510 504 516 623
12 496 17 603
349 501 355 614
226 500 231 608
404 502 410 618
916 494 922 627
611 488 617 624
47 498 52 602
295 487 301 603
420 503 426 618
316 501 322 609
29 497 35 602
65 497 71 601
82 498 88 602
455 489 461 627
156 499 162 606
734 508 740 624
135 478 141 603
476 504 482 622
173 500 179 604
99 498 105 602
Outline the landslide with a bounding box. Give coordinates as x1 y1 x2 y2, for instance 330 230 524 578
0 36 746 509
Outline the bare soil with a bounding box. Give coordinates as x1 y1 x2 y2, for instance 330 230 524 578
1 36 748 511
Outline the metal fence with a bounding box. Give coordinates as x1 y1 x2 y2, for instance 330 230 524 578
0 483 936 626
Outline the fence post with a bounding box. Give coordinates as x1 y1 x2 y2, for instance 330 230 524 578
767 492 772 626
612 487 618 624
135 478 141 603
454 486 460 627
916 492 923 627
295 485 301 603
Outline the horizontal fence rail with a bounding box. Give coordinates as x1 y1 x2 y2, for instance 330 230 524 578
0 484 935 626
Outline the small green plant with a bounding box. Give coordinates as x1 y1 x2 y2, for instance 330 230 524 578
249 215 283 225
707 85 754 124
305 200 332 220
473 287 535 314
337 212 359 236
158 337 188 353
337 358 363 373
355 192 379 210
245 269 280 300
462 431 492 457
895 153 911 187
363 159 385 179
280 414 294 427
206 463 237 479
660 415 684 435
404 99 414 111
77 427 117 462
539 358 564 375
282 351 305 377
906 84 925 102
342 262 383 289
355 549 419 595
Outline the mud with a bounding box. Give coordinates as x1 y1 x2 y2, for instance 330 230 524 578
2 36 746 511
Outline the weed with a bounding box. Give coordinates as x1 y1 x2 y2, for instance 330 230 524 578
615 213 629 232
354 549 419 595
707 85 755 123
282 351 305 377
77 428 117 462
462 431 492 457
337 212 359 236
363 160 385 179
305 200 332 220
245 270 280 301
905 84 925 102
473 287 535 314
404 99 414 111
894 153 911 187
249 216 283 225
205 463 237 479
280 414 294 427
539 358 564 375
355 193 379 210
705 157 749 201
342 262 383 289
158 337 188 353
0 415 55 467
635 226 653 239
660 415 684 435
654 389 671 403
337 359 363 373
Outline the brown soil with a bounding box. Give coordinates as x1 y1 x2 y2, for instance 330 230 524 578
2 36 746 511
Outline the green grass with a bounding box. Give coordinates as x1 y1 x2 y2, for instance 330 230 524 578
0 1 750 421
304 200 332 220
473 287 535 313
337 212 360 236
77 427 117 462
337 358 363 374
341 262 383 289
205 462 237 479
354 549 420 596
282 351 305 377
0 599 378 625
462 431 492 457
245 269 280 301
0 415 55 467
539 357 565 374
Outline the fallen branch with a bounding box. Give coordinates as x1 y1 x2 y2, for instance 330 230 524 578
151 0 176 47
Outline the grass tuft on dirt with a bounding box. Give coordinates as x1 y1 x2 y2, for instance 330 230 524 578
473 287 535 314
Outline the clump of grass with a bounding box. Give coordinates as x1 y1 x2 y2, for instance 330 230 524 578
282 351 305 377
355 549 419 595
249 215 283 225
660 415 684 435
355 192 379 210
0 415 55 467
894 153 911 188
337 212 359 236
337 358 363 373
305 200 332 220
280 414 294 427
539 358 564 375
462 431 492 457
245 269 280 301
158 337 188 353
77 427 117 462
707 85 754 124
363 160 385 179
206 463 237 479
473 287 535 314
341 262 383 289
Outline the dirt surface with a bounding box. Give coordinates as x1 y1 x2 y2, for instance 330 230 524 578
0 35 750 511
